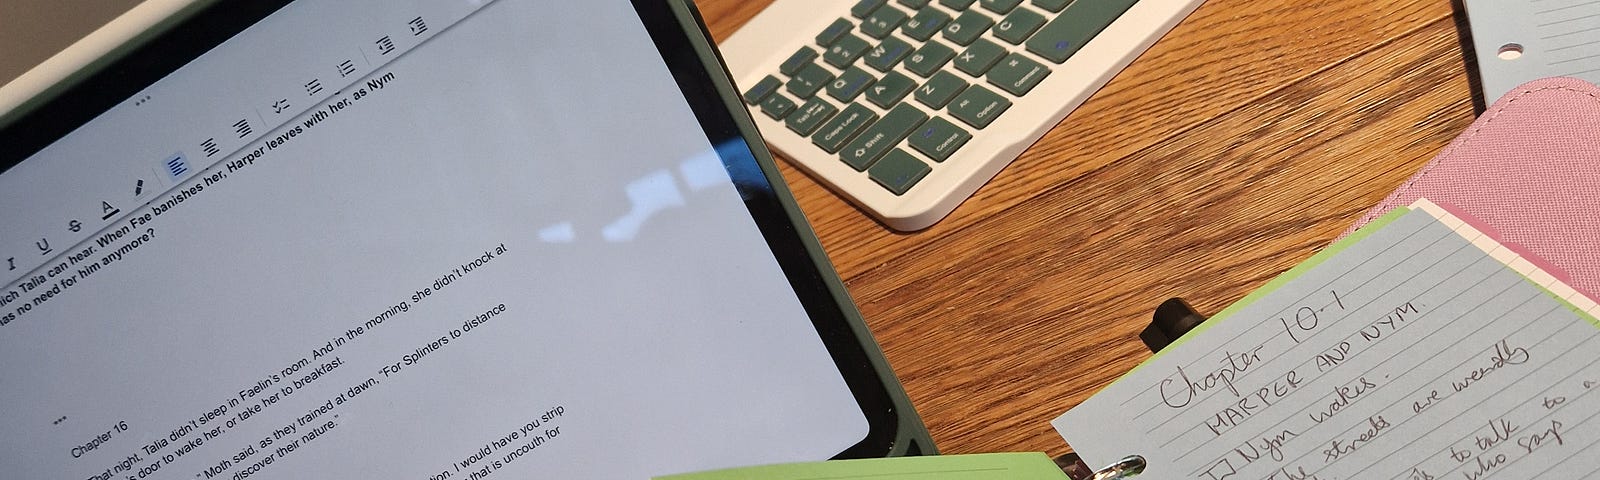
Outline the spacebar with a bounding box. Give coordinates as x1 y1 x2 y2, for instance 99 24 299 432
1023 0 1140 64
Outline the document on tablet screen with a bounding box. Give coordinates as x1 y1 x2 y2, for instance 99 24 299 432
0 1 867 478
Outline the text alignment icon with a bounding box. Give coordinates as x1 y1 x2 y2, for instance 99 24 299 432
306 79 324 96
165 153 190 180
376 36 396 55
233 119 253 138
201 138 219 157
409 16 428 36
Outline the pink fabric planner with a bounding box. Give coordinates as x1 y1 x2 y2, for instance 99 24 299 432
1348 77 1600 300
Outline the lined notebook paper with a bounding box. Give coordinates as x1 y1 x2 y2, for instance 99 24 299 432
1053 201 1600 479
1466 0 1600 100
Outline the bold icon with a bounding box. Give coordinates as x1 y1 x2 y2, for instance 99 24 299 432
36 238 52 256
305 79 324 96
233 119 253 138
164 153 190 180
337 60 356 77
409 16 428 36
134 179 145 196
68 220 82 233
272 99 291 114
100 201 121 221
201 138 220 157
376 35 396 55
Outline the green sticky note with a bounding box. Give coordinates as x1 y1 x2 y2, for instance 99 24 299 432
654 452 1070 480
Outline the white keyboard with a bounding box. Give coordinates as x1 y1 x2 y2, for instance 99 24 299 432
720 0 1204 231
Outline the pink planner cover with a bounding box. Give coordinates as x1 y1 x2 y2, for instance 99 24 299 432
1348 77 1600 300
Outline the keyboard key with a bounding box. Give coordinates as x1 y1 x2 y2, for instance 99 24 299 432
954 38 1007 76
868 149 932 195
780 47 819 76
817 18 855 46
787 63 835 98
743 75 782 104
902 9 952 42
1031 0 1070 13
979 0 1022 14
761 93 798 119
866 71 917 108
787 98 840 135
904 40 957 77
915 71 969 109
943 10 995 46
863 36 914 71
940 0 978 9
985 52 1049 96
812 104 879 153
897 0 931 7
840 103 928 170
1025 0 1138 63
861 6 909 39
824 33 872 68
828 67 878 102
851 0 887 18
907 117 972 161
947 84 1012 128
992 7 1046 45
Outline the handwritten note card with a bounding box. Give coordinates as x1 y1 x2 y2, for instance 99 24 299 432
1054 206 1600 480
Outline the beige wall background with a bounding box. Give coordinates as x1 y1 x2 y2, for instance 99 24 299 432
1 0 143 86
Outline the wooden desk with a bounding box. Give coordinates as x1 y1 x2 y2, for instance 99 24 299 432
694 0 1477 456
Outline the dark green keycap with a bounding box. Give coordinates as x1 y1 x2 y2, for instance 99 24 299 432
902 9 952 42
985 52 1049 96
780 47 819 76
943 10 996 46
954 38 1007 76
760 93 798 119
851 0 887 18
786 98 840 135
861 6 909 39
865 71 918 108
1031 0 1071 13
743 75 782 104
868 149 933 195
907 117 972 161
979 0 1023 14
824 33 872 68
828 67 878 102
812 103 879 153
947 84 1012 128
904 40 957 77
863 36 915 71
897 0 931 7
940 0 978 9
817 18 854 46
840 103 928 170
914 71 969 109
992 7 1047 44
1025 0 1138 63
787 63 835 99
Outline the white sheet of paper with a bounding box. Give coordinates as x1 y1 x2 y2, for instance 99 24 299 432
1054 205 1600 480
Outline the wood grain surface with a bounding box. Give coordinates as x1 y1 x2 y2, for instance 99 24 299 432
694 0 1478 456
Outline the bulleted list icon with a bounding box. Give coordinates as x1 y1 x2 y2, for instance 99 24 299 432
305 78 324 96
376 36 396 55
409 16 428 36
233 119 253 138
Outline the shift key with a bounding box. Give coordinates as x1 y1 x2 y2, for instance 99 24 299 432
840 104 928 171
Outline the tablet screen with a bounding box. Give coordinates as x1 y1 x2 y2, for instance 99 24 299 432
0 1 871 478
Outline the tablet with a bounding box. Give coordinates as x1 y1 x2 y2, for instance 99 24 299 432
0 1 931 478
